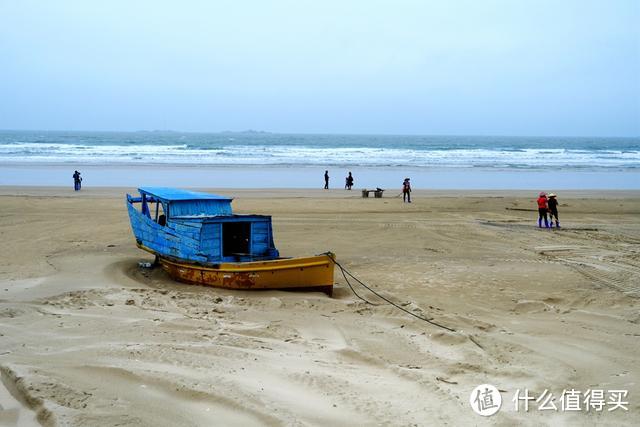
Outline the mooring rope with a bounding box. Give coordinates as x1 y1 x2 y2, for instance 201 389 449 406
336 259 380 306
322 252 456 332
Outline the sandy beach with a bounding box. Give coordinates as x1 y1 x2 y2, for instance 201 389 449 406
1 186 639 426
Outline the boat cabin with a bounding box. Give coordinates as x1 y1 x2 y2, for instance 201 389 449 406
126 187 279 264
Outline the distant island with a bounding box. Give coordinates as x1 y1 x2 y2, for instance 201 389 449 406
220 130 271 134
133 129 272 134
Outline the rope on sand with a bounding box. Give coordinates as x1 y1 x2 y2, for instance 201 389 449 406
335 258 380 306
322 252 456 333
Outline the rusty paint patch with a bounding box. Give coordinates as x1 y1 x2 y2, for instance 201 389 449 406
222 272 257 288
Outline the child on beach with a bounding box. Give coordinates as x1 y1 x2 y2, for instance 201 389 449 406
537 192 549 228
548 193 560 228
402 178 411 203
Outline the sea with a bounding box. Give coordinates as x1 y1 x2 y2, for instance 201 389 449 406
0 130 638 189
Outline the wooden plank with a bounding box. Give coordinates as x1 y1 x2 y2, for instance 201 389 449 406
169 219 203 229
170 223 203 234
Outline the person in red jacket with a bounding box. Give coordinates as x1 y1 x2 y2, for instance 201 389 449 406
537 192 549 228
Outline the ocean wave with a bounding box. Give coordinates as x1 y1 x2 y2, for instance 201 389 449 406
0 141 639 169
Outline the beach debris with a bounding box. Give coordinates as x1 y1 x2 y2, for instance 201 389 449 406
402 364 422 370
436 376 458 384
467 335 485 350
505 207 536 212
361 188 385 198
138 261 153 268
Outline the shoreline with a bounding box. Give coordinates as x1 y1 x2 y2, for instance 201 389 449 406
2 185 640 199
2 163 639 190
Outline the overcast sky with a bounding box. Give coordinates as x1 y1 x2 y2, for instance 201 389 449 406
0 0 638 136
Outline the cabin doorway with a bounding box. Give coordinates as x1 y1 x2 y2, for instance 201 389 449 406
155 202 166 226
222 222 251 256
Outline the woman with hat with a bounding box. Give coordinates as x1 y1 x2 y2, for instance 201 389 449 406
547 193 560 228
536 192 549 228
402 178 412 203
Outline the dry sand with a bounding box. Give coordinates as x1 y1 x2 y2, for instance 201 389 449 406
0 187 639 426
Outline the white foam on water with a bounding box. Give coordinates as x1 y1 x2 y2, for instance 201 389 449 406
0 142 639 169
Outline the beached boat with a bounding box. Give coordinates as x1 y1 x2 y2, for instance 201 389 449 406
126 187 334 294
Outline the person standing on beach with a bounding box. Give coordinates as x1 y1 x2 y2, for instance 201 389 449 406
324 170 329 189
345 172 354 190
73 170 82 191
537 192 549 228
548 193 560 228
402 178 412 203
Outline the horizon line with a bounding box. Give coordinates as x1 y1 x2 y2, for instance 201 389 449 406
0 128 638 139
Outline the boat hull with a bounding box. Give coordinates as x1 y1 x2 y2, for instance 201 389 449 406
158 254 335 295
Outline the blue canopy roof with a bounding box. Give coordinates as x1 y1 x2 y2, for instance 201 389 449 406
139 187 233 202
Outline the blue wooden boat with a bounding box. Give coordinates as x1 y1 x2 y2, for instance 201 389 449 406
126 187 334 294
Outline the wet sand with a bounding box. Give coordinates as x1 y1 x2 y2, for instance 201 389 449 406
0 187 639 426
2 163 640 189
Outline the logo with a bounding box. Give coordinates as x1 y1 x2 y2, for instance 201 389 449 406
470 384 502 416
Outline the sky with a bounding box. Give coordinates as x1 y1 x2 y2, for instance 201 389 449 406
0 0 638 136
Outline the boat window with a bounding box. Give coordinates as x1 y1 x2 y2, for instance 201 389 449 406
155 202 166 225
223 222 251 256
